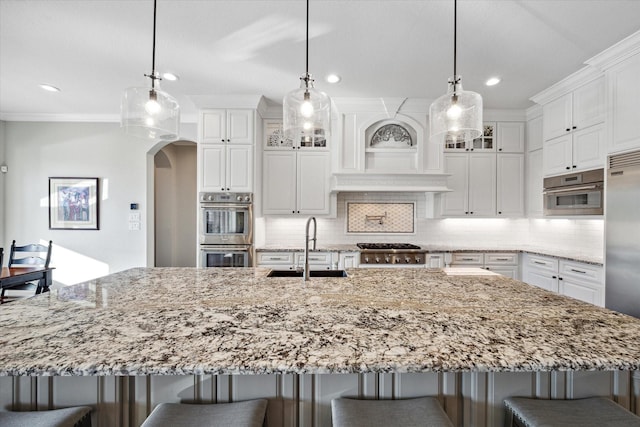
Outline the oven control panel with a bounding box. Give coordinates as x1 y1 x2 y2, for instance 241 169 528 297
200 192 252 203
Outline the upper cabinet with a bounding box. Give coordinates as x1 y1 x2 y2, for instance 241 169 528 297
497 122 526 153
445 122 525 153
445 122 496 152
605 51 640 154
542 77 605 141
198 109 255 192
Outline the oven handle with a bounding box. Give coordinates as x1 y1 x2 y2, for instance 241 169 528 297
200 246 251 252
200 203 251 209
542 184 599 195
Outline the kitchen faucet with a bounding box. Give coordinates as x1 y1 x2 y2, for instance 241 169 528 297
304 217 317 281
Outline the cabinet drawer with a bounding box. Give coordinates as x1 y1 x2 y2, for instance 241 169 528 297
451 253 483 265
525 254 558 273
559 260 602 284
256 252 295 265
295 252 333 266
485 252 518 265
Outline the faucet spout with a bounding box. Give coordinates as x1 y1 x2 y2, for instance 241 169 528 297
304 217 317 282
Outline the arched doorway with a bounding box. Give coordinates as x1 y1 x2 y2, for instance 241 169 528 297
153 141 197 267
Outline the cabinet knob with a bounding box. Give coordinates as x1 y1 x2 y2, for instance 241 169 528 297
498 211 502 214
221 188 224 191
572 165 577 168
552 276 557 279
566 128 571 132
558 277 563 280
292 210 295 213
566 166 571 170
498 148 502 151
470 148 474 151
465 211 469 214
470 211 474 214
572 126 576 130
466 148 469 151
221 139 225 143
226 188 230 191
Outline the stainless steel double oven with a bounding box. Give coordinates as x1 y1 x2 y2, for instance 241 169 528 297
199 192 253 267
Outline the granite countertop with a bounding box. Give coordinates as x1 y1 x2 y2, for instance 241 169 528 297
1 267 637 377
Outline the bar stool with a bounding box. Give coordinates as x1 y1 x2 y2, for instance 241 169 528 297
331 397 454 427
0 406 92 426
140 399 268 427
504 396 640 427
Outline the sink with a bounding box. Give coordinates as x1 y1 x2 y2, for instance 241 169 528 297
267 270 348 278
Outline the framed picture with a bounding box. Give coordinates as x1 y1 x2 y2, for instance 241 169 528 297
49 177 99 230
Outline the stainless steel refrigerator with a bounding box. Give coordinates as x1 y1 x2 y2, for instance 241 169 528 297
605 149 640 318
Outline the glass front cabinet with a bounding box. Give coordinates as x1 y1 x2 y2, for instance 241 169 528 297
444 122 496 152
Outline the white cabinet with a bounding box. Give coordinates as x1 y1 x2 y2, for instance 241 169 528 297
426 253 445 268
449 252 519 278
445 122 496 152
542 123 604 176
606 51 640 154
262 151 331 215
543 77 605 141
497 122 526 153
521 253 604 306
497 154 524 216
256 251 297 270
558 260 604 306
527 115 543 152
441 153 496 216
526 149 544 216
339 252 359 269
198 109 254 192
295 252 334 270
200 109 254 144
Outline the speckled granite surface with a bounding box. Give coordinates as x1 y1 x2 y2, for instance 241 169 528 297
1 267 636 376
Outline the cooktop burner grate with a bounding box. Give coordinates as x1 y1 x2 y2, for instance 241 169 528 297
357 243 421 250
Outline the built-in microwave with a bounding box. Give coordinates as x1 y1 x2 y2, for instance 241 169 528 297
543 169 604 216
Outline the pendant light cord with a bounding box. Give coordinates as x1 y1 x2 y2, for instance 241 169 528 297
147 0 158 90
453 0 457 81
305 0 310 85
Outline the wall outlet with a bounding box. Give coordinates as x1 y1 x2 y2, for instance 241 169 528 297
128 221 140 231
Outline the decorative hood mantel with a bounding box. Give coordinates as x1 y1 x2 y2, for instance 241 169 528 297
331 172 451 193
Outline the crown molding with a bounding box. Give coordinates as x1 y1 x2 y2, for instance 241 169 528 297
529 66 603 106
586 30 640 70
525 104 543 121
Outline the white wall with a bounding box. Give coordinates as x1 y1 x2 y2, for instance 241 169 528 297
260 193 604 260
0 120 6 252
1 120 196 286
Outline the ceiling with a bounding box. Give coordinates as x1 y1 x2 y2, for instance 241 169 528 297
1 0 640 122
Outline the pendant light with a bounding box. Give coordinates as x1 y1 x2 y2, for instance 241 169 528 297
429 0 482 144
283 0 331 148
121 0 179 141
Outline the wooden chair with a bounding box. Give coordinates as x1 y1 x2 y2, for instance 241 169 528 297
1 240 53 302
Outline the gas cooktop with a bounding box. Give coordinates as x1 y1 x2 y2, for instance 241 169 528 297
357 243 421 250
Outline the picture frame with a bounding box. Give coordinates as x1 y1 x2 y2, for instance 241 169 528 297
49 177 100 230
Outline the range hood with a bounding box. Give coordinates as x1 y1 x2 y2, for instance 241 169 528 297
331 172 452 193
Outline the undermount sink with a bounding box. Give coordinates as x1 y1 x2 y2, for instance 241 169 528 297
266 270 348 278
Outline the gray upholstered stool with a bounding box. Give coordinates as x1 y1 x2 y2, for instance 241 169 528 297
140 399 268 427
331 397 454 427
0 406 92 427
504 396 640 427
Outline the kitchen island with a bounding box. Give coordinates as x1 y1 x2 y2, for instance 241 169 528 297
1 267 639 426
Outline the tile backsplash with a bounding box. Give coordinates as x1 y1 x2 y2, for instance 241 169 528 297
259 193 604 259
347 202 414 233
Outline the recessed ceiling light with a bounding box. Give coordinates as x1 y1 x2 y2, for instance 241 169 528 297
326 74 341 84
162 72 179 81
39 84 61 92
485 77 501 86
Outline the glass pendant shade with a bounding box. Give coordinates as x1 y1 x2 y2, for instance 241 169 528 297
121 79 180 141
429 77 482 143
283 74 331 147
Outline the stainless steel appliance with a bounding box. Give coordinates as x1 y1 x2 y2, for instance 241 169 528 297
605 150 640 318
199 192 253 267
357 243 426 266
543 169 604 216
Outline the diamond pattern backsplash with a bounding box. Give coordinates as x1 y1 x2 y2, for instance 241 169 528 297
347 202 415 233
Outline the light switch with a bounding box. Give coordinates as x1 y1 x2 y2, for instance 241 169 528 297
128 221 140 231
128 212 141 222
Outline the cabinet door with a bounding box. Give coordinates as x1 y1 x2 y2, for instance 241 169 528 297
263 152 297 214
572 77 605 131
468 154 496 216
227 145 253 192
497 122 525 153
527 149 544 216
200 110 226 143
426 253 444 268
297 152 330 214
339 252 359 269
523 269 558 293
200 144 225 191
559 278 604 306
485 266 518 279
572 124 604 172
543 134 572 176
441 154 469 216
607 52 640 153
543 93 572 141
527 116 543 152
497 154 524 217
227 110 254 144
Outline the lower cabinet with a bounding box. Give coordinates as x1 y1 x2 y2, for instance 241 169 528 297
521 253 604 306
448 252 519 279
339 252 359 269
426 253 445 268
257 251 339 271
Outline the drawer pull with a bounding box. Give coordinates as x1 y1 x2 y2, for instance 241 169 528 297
533 261 547 265
495 258 510 261
570 268 586 274
461 258 474 261
267 256 286 261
